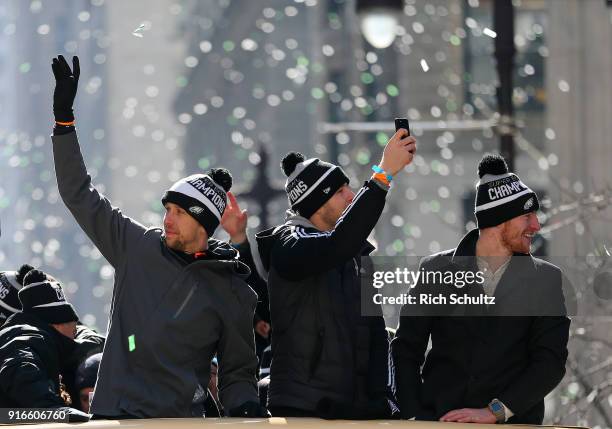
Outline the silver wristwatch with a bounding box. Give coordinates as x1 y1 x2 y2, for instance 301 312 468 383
488 398 505 423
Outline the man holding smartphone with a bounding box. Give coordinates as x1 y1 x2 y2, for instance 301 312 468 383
255 128 416 418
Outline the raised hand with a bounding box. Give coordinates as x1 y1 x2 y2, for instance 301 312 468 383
51 55 80 123
221 191 248 244
379 129 417 177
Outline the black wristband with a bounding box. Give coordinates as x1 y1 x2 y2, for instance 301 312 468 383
53 124 75 136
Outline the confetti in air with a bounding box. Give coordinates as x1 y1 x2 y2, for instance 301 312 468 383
483 27 497 38
420 59 430 72
132 23 146 38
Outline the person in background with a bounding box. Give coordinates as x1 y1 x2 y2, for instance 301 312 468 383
64 322 105 412
1 263 106 411
0 264 34 324
0 270 89 422
75 352 102 413
257 345 272 409
221 192 271 361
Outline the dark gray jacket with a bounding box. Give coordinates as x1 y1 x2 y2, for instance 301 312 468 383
392 229 570 423
52 131 259 418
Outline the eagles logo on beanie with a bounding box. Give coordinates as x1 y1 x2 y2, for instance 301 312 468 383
474 154 540 228
18 269 79 324
161 168 232 236
281 152 350 219
0 264 34 322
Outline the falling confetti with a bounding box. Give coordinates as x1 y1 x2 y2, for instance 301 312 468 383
420 59 430 72
483 27 497 38
132 23 146 38
558 79 570 92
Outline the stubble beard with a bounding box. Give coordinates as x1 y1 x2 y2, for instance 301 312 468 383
501 226 530 254
165 234 186 252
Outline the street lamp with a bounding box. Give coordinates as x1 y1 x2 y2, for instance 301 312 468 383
356 0 403 49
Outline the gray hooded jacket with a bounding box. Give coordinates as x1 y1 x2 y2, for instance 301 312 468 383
52 131 259 418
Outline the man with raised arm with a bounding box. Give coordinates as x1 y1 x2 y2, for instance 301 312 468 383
50 55 265 419
255 131 416 418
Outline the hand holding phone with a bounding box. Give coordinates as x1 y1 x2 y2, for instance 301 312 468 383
379 119 417 176
395 118 411 136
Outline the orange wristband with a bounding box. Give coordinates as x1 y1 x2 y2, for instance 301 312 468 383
55 120 75 126
372 173 391 186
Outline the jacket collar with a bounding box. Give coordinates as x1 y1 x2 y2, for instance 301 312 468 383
282 212 316 229
163 236 239 262
161 235 250 278
451 228 480 262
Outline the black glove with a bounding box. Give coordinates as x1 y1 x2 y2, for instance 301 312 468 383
227 401 270 418
51 55 80 122
57 407 91 422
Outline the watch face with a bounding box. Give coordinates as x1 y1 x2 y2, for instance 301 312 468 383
491 402 503 412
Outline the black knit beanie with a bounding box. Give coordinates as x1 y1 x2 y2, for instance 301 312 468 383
161 168 232 236
281 152 349 218
474 154 540 228
18 270 79 324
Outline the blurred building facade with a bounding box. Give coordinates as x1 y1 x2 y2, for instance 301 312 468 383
0 0 109 330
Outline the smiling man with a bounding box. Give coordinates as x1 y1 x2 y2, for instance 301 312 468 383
50 55 264 418
392 154 570 424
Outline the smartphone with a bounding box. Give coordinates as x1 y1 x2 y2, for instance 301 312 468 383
394 118 411 136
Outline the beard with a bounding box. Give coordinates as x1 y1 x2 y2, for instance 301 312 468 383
501 226 531 254
164 233 187 252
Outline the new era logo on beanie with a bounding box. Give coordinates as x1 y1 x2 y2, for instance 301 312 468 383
161 168 232 236
474 154 540 228
18 270 78 324
281 152 349 219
